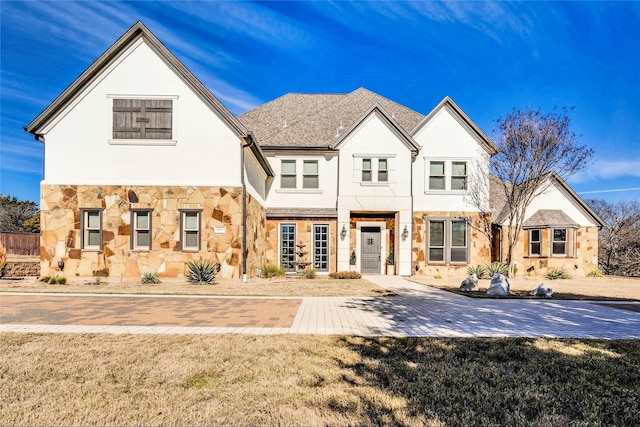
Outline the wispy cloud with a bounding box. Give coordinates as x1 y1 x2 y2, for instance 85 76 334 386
568 159 640 184
579 187 640 195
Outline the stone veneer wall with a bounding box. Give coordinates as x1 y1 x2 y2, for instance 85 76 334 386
412 211 491 277
40 184 265 279
265 219 337 273
499 225 599 277
244 193 267 277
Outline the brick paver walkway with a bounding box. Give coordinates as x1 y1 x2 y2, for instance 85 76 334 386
1 276 639 338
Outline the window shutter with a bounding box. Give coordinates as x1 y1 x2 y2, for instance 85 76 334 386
113 99 172 140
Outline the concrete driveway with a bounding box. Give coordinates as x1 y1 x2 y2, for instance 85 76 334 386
1 275 639 338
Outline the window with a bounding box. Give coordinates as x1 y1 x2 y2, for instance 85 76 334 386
529 229 541 256
280 224 296 272
362 158 372 182
303 160 319 189
427 219 469 264
451 162 467 190
82 209 102 250
313 224 329 272
131 210 152 250
553 229 567 255
281 160 296 189
180 210 201 251
113 99 172 139
429 161 445 190
378 159 388 182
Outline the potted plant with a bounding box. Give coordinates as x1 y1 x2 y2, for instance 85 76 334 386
386 251 395 275
349 250 357 272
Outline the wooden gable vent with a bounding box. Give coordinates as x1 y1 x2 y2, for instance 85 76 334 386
113 99 172 140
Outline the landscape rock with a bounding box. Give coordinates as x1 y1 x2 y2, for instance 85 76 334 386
460 273 479 292
531 283 554 298
487 273 510 296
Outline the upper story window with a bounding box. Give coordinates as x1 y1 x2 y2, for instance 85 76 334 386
426 159 469 191
362 158 372 182
303 160 319 189
81 209 103 250
112 99 172 140
281 160 296 189
451 162 467 190
429 161 445 190
378 159 388 182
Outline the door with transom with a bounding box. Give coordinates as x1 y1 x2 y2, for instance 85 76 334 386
361 226 381 274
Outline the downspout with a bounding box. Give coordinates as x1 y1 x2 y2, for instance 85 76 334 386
241 134 254 283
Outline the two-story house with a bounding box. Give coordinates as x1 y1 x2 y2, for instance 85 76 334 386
26 22 602 280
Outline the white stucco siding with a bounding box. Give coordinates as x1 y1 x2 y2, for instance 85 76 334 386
412 106 490 212
521 181 597 227
264 153 338 208
338 113 413 203
244 149 268 204
41 39 242 187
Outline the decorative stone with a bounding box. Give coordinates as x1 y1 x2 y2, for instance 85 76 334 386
487 273 510 296
531 283 554 298
460 274 479 292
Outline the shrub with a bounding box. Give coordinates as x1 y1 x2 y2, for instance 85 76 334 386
587 268 604 278
434 274 443 279
329 271 362 279
39 276 51 283
186 260 220 285
467 265 488 279
303 268 316 279
55 276 67 285
260 264 286 278
487 261 509 276
349 250 357 266
141 271 161 284
386 251 394 266
547 268 572 280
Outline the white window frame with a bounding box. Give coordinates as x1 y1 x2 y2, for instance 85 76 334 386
303 160 319 189
451 161 468 190
353 154 395 186
362 158 372 182
424 158 472 193
280 223 297 272
378 158 388 182
131 210 152 251
280 159 297 189
81 209 103 251
312 224 330 272
180 210 201 251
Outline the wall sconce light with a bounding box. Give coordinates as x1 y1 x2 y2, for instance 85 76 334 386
402 225 409 241
340 225 347 240
57 260 65 271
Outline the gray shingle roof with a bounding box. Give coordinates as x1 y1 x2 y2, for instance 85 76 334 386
238 88 424 148
523 210 579 229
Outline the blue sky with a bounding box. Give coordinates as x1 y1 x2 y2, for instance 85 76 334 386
1 1 639 205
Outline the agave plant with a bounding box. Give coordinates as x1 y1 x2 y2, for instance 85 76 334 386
141 271 161 284
186 260 220 285
487 261 509 276
467 265 489 279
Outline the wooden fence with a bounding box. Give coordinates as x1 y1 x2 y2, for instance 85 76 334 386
0 232 39 256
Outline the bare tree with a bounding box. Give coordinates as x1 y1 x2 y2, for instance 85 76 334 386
491 107 593 276
588 199 640 277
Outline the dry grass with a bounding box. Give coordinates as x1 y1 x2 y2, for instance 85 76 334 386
1 333 638 426
0 276 391 297
410 275 640 301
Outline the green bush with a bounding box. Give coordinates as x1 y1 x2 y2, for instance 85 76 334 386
39 276 51 283
55 276 67 285
349 250 357 266
487 261 509 276
467 265 488 279
547 268 572 280
141 271 161 284
329 271 362 279
186 260 220 285
260 264 286 278
587 268 604 277
303 268 316 279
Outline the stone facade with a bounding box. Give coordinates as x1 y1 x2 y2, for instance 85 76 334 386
40 184 265 279
265 218 338 273
499 225 599 277
412 211 491 277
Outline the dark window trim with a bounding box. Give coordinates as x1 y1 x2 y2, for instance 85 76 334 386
378 158 388 182
81 208 103 251
529 229 541 256
428 160 445 190
179 209 202 251
425 217 470 265
312 223 330 272
130 209 153 251
280 223 297 272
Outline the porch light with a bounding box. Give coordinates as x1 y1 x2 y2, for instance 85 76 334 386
57 260 65 271
402 225 409 241
340 225 347 240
